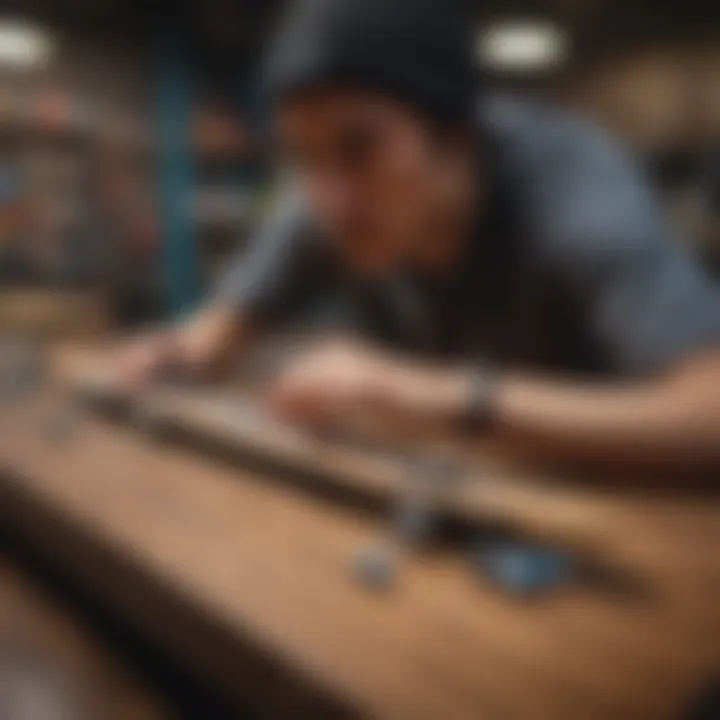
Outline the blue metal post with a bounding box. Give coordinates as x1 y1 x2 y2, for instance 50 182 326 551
158 36 199 318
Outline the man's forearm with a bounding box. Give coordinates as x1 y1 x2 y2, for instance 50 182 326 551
259 339 720 476
392 352 720 475
489 369 720 473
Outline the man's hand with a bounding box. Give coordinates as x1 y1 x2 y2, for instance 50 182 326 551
267 340 468 435
110 306 252 391
109 331 184 390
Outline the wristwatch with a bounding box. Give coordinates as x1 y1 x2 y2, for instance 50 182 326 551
459 363 498 434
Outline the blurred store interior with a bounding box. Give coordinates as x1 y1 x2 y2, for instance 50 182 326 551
0 0 717 332
0 1 717 718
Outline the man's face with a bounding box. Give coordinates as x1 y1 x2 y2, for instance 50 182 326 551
277 90 452 276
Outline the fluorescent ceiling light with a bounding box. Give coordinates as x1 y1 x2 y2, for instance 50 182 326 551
0 20 51 68
478 20 568 73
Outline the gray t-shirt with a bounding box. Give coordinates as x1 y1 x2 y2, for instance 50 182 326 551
217 97 720 377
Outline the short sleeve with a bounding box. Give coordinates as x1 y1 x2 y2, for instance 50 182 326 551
213 190 336 325
532 120 720 375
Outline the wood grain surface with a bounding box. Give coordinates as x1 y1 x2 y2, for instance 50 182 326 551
0 348 715 718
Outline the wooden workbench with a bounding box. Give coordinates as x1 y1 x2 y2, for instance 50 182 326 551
0 367 718 717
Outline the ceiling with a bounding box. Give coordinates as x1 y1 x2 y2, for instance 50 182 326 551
2 0 718 69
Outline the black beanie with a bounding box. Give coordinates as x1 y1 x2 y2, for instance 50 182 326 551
265 0 478 126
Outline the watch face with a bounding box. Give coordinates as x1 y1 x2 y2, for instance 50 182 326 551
462 364 497 434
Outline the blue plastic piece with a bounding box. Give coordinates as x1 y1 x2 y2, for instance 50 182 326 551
473 541 573 596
